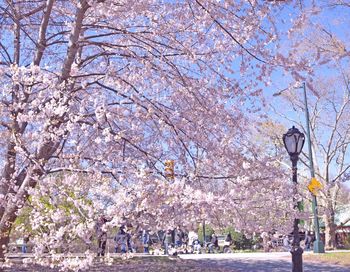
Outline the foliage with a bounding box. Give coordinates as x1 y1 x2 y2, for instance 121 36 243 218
14 174 96 255
230 230 258 250
197 223 214 243
344 236 350 249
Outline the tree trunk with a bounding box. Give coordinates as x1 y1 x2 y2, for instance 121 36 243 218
0 1 89 261
324 210 337 250
0 211 18 261
0 149 57 261
0 232 10 261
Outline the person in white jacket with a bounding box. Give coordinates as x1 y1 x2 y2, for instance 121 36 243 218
188 231 201 253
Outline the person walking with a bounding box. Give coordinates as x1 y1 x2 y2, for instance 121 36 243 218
304 231 312 251
96 216 108 257
174 226 183 248
283 235 291 251
162 229 173 255
261 231 270 252
126 228 135 253
142 229 150 253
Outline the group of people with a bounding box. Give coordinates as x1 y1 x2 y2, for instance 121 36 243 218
161 226 222 255
282 231 313 251
113 224 138 254
161 227 233 255
95 217 234 256
161 226 188 255
96 216 148 256
261 231 314 252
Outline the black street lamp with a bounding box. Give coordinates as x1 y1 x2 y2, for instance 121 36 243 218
283 126 305 272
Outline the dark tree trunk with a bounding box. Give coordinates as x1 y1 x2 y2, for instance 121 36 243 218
325 212 337 250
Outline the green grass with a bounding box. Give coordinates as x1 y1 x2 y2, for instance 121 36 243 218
304 252 350 266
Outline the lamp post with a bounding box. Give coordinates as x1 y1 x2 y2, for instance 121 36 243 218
283 126 305 272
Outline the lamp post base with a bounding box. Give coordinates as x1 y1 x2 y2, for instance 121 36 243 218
313 239 325 253
291 246 303 272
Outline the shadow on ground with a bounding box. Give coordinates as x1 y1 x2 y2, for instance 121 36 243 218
1 258 350 271
195 258 350 272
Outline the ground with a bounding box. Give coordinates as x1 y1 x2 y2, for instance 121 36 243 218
303 251 350 267
1 252 349 272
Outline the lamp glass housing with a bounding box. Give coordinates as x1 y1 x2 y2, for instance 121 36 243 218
283 126 305 156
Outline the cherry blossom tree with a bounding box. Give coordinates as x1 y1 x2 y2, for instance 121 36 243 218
0 0 303 268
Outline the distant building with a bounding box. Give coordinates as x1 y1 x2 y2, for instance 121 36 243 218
335 204 350 248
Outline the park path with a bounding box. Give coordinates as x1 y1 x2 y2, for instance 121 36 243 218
0 252 349 271
179 252 350 272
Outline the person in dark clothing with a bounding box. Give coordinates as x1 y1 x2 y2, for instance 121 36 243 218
115 225 128 253
142 229 150 253
174 226 184 248
225 233 233 243
223 233 233 253
126 228 135 253
96 216 107 257
208 233 219 253
183 231 189 247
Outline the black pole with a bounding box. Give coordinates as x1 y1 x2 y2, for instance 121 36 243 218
203 219 206 246
291 155 303 272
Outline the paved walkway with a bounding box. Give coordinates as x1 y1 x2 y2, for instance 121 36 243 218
179 252 350 272
1 252 349 271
